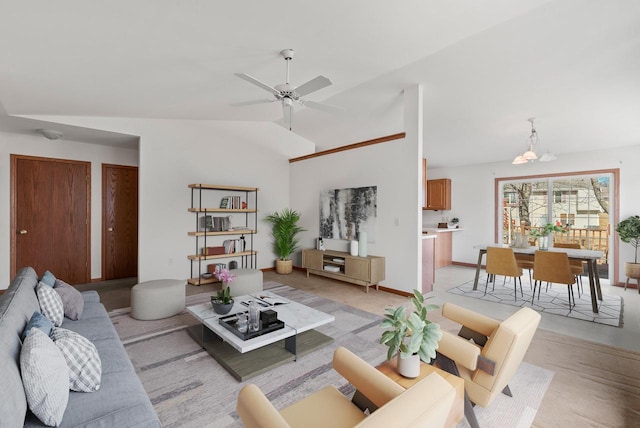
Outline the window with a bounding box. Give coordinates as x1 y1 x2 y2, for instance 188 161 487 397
498 170 616 279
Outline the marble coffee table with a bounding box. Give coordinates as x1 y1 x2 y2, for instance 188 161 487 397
186 291 335 381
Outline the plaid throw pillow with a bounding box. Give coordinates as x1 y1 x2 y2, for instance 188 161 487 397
36 282 64 327
50 328 102 392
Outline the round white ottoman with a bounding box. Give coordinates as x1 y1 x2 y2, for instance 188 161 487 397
131 279 185 320
225 269 263 297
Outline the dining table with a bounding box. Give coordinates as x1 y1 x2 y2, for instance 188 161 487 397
472 244 605 313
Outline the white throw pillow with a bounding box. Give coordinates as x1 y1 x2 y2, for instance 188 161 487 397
37 281 64 327
50 328 102 392
20 328 69 427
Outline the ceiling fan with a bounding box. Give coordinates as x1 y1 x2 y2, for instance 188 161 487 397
234 49 342 131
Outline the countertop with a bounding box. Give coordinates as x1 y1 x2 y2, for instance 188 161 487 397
422 227 463 234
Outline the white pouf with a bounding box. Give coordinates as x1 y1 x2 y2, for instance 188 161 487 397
225 269 263 297
130 279 185 320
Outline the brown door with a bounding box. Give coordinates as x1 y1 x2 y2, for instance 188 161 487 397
102 164 138 280
11 155 90 283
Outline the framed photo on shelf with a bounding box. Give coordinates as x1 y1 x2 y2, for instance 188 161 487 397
219 197 230 209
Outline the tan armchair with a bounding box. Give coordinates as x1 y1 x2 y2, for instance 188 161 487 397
436 303 541 428
237 346 457 428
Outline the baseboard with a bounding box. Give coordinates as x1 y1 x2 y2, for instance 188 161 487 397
376 286 413 297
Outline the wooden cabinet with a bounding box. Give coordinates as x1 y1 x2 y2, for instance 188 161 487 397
187 184 258 285
425 178 451 210
301 249 385 293
434 232 453 268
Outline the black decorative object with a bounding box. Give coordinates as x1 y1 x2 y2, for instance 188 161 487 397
219 311 284 340
211 297 234 315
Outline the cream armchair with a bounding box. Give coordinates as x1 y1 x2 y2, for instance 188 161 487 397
436 303 541 428
237 346 457 428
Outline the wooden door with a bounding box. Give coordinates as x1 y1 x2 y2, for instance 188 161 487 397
11 155 90 283
102 164 138 280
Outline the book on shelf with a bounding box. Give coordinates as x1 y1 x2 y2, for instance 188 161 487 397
220 196 244 209
323 265 341 273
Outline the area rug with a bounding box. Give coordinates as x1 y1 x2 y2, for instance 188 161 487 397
448 278 623 327
110 282 553 428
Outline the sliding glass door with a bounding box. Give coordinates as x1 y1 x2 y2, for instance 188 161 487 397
499 171 614 279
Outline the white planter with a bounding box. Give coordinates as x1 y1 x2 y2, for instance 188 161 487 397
396 353 420 378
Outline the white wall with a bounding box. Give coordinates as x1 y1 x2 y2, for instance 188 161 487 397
423 144 640 284
23 117 317 283
0 131 138 285
290 135 422 293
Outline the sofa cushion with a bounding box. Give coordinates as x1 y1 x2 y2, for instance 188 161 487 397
37 282 64 327
22 311 54 341
40 271 57 287
21 328 70 427
51 328 102 393
53 279 84 321
0 267 41 428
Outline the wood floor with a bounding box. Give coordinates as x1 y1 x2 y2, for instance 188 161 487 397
79 269 412 314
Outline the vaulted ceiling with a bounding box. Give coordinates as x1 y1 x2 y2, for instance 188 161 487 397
1 0 638 167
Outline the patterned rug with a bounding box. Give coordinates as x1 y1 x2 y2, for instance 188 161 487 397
110 282 553 427
448 278 623 327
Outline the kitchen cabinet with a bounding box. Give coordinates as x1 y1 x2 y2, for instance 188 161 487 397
425 178 451 210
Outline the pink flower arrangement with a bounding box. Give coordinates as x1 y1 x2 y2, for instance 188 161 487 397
215 268 235 284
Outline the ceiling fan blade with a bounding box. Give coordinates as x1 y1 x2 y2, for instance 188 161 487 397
302 100 344 114
283 102 293 131
294 75 332 97
230 98 275 107
234 73 280 96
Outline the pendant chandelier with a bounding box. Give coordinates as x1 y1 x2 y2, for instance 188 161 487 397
512 118 556 164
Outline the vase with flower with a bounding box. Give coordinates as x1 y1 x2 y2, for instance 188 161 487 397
529 221 568 250
211 268 236 314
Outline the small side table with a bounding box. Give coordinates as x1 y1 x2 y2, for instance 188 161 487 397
352 359 464 428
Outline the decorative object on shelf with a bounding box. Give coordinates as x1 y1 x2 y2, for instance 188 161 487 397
616 215 640 292
319 186 377 242
350 240 358 256
529 221 567 250
379 290 442 378
512 118 557 165
358 231 368 257
264 208 306 275
316 237 325 251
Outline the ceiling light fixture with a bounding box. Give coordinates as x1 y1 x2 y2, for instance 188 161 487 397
40 129 64 140
512 118 555 164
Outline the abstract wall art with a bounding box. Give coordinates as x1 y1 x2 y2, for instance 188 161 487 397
319 186 377 242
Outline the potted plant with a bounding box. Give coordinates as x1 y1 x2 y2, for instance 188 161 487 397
529 221 567 250
615 215 640 290
210 268 236 314
379 290 442 378
264 208 306 274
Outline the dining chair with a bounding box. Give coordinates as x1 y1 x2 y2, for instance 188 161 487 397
485 247 523 300
532 251 576 311
553 242 585 296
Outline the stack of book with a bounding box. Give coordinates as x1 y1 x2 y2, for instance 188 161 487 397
219 196 246 209
223 237 246 254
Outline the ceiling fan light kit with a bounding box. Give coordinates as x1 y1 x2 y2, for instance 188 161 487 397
512 117 556 165
234 48 342 131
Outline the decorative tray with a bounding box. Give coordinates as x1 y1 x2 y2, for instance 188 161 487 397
218 311 285 341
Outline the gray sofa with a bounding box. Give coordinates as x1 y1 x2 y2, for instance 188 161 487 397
0 267 160 427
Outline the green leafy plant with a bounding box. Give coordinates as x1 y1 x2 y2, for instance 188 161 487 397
380 290 442 362
264 208 306 260
616 215 640 263
214 286 232 304
529 221 568 239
